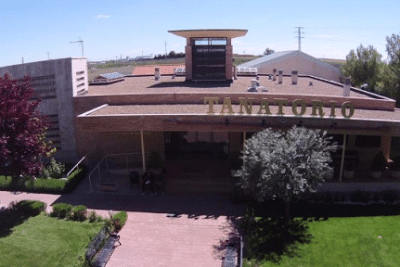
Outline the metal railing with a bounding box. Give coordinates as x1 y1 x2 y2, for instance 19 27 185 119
64 156 88 179
87 152 147 192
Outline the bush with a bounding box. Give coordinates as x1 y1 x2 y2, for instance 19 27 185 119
381 190 399 204
15 200 46 216
88 211 97 223
41 158 66 179
111 211 128 232
340 192 349 202
322 191 334 203
71 205 87 221
51 202 73 218
0 166 86 194
350 190 371 203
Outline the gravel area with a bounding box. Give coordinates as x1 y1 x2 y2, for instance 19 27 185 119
87 76 371 98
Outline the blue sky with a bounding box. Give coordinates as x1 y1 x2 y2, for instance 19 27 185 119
1 0 399 67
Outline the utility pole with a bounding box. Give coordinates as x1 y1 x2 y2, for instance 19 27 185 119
47 52 50 60
70 37 84 57
165 41 167 59
294 27 304 51
22 57 24 64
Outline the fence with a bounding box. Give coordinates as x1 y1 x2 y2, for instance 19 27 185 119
87 152 148 192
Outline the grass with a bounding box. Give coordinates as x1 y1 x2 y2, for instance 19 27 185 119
244 215 400 267
0 212 103 267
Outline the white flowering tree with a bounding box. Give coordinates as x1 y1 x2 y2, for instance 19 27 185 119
238 126 337 223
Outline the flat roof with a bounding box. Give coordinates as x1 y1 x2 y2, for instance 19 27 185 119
86 76 371 98
84 104 400 125
168 29 248 39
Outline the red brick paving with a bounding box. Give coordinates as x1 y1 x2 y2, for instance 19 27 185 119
107 212 233 267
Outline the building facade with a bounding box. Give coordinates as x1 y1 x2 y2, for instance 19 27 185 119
0 58 88 162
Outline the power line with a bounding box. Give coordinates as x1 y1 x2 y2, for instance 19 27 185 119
294 27 304 51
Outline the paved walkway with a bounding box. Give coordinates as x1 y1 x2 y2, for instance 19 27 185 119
0 177 243 267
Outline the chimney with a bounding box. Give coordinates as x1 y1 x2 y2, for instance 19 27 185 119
278 70 283 84
273 69 277 81
155 67 161 80
233 66 238 80
291 70 298 85
343 77 351 97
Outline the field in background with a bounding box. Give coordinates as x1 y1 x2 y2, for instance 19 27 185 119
88 55 260 82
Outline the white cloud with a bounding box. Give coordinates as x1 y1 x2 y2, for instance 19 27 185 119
96 14 110 19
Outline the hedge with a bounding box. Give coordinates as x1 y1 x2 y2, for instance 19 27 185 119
51 203 74 218
15 200 47 216
111 211 128 232
0 165 87 194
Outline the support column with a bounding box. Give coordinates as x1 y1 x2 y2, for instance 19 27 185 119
381 134 392 160
185 38 192 81
339 134 347 182
141 130 146 173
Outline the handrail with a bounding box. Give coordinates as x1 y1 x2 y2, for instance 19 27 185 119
87 152 148 192
65 156 87 178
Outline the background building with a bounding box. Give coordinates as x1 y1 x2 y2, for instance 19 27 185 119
0 57 88 162
238 50 342 82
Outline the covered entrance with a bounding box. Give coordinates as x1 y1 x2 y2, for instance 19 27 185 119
164 131 232 194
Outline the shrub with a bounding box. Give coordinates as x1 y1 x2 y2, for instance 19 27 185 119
322 191 334 203
71 205 88 221
51 202 73 218
15 200 46 216
350 190 370 203
340 191 348 202
111 211 128 232
381 190 399 204
333 192 341 202
41 158 66 179
372 191 380 203
88 211 97 223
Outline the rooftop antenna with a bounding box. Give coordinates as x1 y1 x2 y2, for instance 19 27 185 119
47 52 50 60
294 27 304 51
70 37 84 57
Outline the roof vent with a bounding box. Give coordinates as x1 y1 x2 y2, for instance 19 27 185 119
309 81 313 86
343 78 351 97
155 67 161 80
291 71 298 85
278 70 283 84
272 69 277 81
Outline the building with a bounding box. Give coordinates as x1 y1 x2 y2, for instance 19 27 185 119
72 29 400 193
2 30 400 194
238 50 342 82
0 57 88 162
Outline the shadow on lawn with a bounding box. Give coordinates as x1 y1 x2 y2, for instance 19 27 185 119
243 216 313 263
0 201 42 238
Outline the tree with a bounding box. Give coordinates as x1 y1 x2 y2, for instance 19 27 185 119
386 33 400 66
0 73 54 180
238 126 337 224
263 48 275 56
382 33 400 103
342 44 383 92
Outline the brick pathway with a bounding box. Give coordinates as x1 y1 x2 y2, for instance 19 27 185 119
107 212 235 267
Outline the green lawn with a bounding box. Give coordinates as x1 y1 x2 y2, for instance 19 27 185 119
244 216 400 267
0 213 103 267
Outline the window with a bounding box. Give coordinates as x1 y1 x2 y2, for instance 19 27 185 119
355 135 381 148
